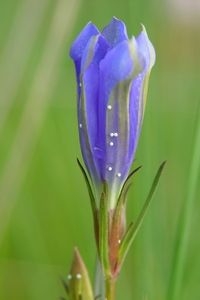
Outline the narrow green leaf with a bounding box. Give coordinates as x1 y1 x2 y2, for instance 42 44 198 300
118 161 166 266
77 158 97 215
98 183 110 277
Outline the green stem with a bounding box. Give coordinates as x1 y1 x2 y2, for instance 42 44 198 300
94 258 104 300
105 277 116 300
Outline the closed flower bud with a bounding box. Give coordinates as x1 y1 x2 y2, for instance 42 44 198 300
65 248 93 300
70 17 155 209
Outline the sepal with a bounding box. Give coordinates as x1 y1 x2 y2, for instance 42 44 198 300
77 158 97 214
77 159 99 245
108 165 142 277
115 165 142 209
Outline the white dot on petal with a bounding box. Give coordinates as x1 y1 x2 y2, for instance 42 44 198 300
108 166 112 171
107 105 112 110
117 172 121 177
79 123 82 128
114 132 118 137
109 142 114 146
67 274 72 280
110 133 114 137
76 273 82 279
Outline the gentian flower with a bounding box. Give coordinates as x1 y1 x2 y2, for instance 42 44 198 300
70 17 155 209
69 18 166 286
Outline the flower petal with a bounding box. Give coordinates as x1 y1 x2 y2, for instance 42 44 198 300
78 35 109 191
135 26 156 116
128 72 145 159
97 40 142 207
102 17 128 47
136 25 156 70
128 28 156 163
69 22 99 77
80 34 109 74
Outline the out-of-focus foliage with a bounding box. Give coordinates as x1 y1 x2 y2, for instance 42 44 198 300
0 0 200 299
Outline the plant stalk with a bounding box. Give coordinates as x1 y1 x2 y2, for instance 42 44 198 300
94 258 104 300
105 277 116 300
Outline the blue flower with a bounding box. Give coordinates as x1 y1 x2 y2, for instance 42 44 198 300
70 17 155 208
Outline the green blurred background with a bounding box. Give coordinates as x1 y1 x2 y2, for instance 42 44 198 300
0 0 200 299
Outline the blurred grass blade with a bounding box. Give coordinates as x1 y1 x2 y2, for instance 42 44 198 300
168 107 200 300
118 161 166 266
0 0 81 246
0 0 49 135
